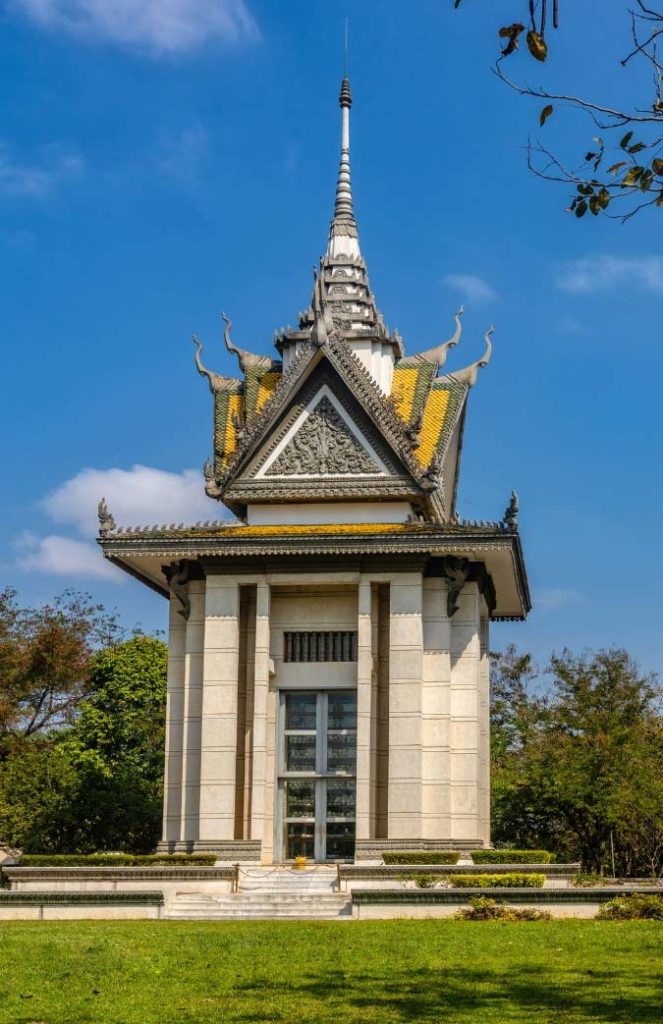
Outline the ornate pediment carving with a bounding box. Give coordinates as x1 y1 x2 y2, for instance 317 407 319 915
265 395 379 477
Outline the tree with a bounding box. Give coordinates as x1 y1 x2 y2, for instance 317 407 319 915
0 634 168 854
454 1 663 220
490 646 663 874
0 588 122 747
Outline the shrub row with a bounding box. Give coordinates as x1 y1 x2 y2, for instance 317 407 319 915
383 852 460 865
17 853 218 867
383 850 554 865
452 873 546 889
470 850 554 864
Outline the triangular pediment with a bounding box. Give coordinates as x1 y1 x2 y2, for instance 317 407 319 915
258 388 387 479
218 351 437 515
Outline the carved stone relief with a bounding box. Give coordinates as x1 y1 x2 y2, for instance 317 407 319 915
265 395 379 476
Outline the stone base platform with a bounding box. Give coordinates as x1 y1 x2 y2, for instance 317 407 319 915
0 891 164 920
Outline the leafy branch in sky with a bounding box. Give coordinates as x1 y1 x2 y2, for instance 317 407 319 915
454 0 663 220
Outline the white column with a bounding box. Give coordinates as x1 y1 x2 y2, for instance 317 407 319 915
388 571 424 839
449 582 482 843
250 580 271 849
198 575 241 843
355 577 373 840
478 608 491 845
179 581 205 844
421 577 452 840
161 594 186 846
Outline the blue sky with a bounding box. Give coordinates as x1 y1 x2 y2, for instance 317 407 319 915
1 0 661 671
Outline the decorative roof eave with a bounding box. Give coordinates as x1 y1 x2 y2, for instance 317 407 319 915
98 522 530 620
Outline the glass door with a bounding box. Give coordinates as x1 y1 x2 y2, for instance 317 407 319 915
279 691 356 862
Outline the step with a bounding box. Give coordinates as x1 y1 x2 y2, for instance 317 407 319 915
167 891 352 920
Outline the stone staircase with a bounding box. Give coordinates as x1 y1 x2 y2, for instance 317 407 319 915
166 866 352 920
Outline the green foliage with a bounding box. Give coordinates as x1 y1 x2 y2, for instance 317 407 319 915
451 873 545 889
573 872 606 888
454 3 663 221
383 851 460 865
598 894 663 920
413 874 438 888
0 588 122 743
490 645 663 876
0 633 167 854
456 896 552 921
18 853 217 867
471 849 553 864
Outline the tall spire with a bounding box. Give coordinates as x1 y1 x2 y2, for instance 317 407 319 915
328 75 359 256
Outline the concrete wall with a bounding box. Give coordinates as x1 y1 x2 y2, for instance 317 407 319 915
160 568 489 860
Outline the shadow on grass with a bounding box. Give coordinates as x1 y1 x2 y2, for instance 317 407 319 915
232 962 663 1023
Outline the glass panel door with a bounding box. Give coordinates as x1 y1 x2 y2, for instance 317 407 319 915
279 691 356 862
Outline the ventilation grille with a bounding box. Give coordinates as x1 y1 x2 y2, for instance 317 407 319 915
284 631 358 663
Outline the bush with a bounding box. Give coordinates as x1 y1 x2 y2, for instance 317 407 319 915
597 895 663 920
470 850 553 864
413 874 438 889
451 873 546 889
456 896 552 921
383 851 460 865
18 853 217 867
573 872 605 887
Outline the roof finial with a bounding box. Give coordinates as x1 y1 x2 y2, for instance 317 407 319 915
328 34 359 253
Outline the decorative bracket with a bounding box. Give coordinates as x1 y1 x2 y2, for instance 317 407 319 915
163 560 192 620
441 556 471 618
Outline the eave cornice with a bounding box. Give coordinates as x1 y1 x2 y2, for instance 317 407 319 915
98 522 531 620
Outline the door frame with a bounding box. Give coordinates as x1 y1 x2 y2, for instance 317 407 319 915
274 689 356 863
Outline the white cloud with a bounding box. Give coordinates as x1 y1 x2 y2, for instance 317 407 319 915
442 273 497 304
44 465 215 537
556 255 663 294
535 588 584 612
18 465 222 582
10 0 258 53
17 533 122 581
0 142 84 199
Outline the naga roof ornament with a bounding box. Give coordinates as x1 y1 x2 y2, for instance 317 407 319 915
187 75 503 526
448 326 494 387
397 307 465 370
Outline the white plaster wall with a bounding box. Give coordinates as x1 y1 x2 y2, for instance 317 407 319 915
270 585 359 690
388 573 424 839
247 502 412 526
421 578 452 840
449 583 483 842
199 577 241 843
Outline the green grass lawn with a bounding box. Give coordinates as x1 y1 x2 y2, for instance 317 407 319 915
0 920 661 1024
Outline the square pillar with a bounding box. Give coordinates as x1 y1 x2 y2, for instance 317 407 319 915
421 577 452 840
250 580 271 847
180 581 205 845
449 582 483 844
387 571 424 839
478 609 491 845
355 577 373 840
198 576 241 844
160 594 186 847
